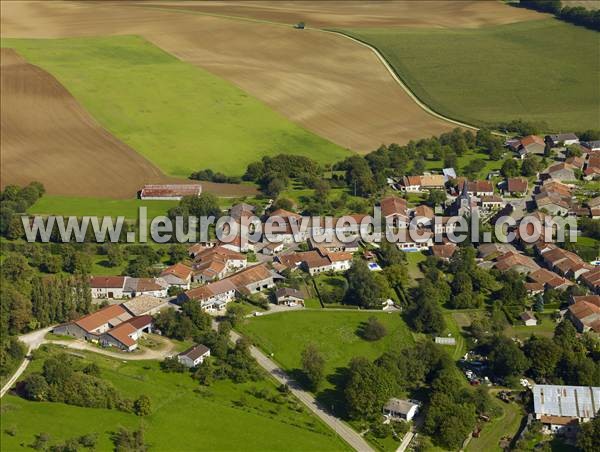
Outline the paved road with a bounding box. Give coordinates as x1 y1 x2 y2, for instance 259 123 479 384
229 329 374 452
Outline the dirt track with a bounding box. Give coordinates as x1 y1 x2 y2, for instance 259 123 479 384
142 0 544 28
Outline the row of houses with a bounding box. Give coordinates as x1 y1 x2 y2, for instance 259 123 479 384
178 264 278 311
91 276 169 299
53 296 168 351
568 295 600 334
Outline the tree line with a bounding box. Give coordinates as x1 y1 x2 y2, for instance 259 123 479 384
518 0 600 31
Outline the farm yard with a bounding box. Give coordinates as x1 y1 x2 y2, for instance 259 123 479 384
3 35 349 179
0 346 349 451
342 19 599 131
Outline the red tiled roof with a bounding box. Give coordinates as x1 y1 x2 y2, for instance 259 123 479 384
106 322 137 348
90 276 126 289
507 178 528 193
160 263 193 280
520 135 544 147
380 196 408 218
75 304 129 333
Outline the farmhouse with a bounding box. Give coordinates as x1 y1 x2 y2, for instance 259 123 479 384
545 133 579 147
580 267 600 294
512 135 545 158
539 246 593 279
382 398 419 422
380 196 409 228
527 268 574 291
228 264 277 295
192 246 247 283
493 251 540 275
543 162 576 182
178 344 211 368
260 241 285 255
568 297 600 333
430 243 457 261
54 304 132 340
123 277 168 298
458 179 494 197
53 305 152 351
308 236 360 253
181 279 237 311
505 177 528 196
100 315 152 351
90 276 127 299
533 385 600 436
160 263 193 289
275 287 305 306
399 175 445 192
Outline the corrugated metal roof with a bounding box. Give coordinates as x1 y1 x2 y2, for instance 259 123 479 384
533 385 600 419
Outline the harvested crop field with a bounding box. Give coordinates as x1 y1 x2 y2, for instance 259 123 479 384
142 0 545 28
0 48 174 199
0 47 254 198
343 19 600 131
1 1 458 151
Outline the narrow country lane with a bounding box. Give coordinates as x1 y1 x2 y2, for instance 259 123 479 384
229 329 374 452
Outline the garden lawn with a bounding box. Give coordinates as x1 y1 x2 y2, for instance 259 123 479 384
0 345 349 451
3 35 349 177
239 310 414 393
465 398 524 452
341 19 599 131
405 251 426 285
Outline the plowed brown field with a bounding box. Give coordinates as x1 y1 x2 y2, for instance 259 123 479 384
141 0 544 28
0 48 253 198
1 0 460 153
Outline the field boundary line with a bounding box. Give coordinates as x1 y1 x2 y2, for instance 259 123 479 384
320 29 480 132
126 2 483 134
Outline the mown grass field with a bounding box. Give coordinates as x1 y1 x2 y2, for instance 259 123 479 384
341 19 599 131
3 35 349 177
28 196 178 220
239 310 414 394
0 345 349 451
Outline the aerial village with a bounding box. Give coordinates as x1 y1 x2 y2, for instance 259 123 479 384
49 132 600 444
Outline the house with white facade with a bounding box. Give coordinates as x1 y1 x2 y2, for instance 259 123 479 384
178 344 211 368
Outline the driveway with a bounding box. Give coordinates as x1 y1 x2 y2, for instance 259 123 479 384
1 329 175 398
1 326 53 398
229 329 374 452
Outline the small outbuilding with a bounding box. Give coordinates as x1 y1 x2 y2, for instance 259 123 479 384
382 398 419 422
178 344 211 368
521 311 538 326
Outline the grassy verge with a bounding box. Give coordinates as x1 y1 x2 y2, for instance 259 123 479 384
340 19 599 131
3 35 349 177
0 345 350 451
239 310 414 398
